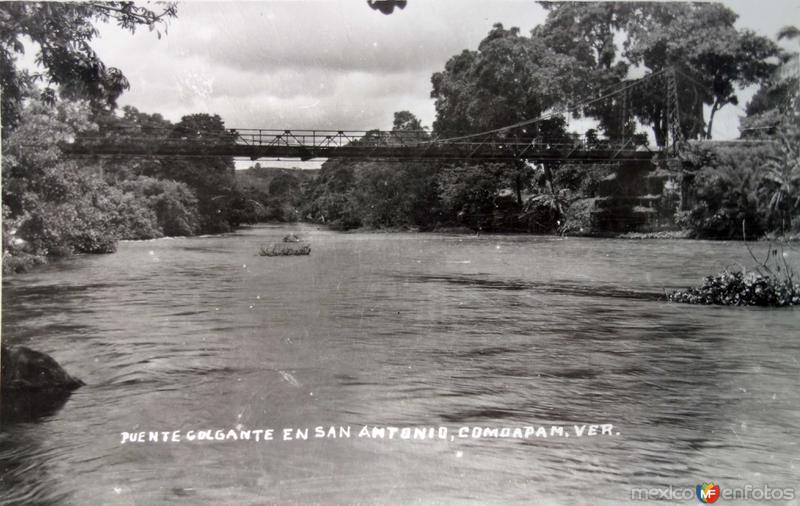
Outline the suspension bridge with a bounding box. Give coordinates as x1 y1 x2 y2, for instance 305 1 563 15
61 128 659 163
60 68 707 164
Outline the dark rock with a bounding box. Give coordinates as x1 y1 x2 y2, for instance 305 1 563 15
1 345 85 392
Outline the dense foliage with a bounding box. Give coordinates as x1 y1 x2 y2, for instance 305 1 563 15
1 101 203 272
0 4 264 274
678 24 799 240
1 97 270 273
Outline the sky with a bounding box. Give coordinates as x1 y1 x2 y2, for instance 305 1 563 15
80 1 800 166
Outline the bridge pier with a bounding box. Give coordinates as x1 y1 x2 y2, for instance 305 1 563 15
589 159 681 234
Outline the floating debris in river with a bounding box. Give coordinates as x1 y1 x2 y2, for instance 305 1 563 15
668 270 800 307
259 242 311 256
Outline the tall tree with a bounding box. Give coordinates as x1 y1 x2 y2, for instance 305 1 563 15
430 24 579 209
160 114 238 232
431 23 583 140
534 2 633 141
538 2 780 144
625 3 778 140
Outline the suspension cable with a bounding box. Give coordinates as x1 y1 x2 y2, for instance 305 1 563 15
429 67 672 144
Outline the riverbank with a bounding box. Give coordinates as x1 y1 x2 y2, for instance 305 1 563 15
617 230 692 240
2 223 277 275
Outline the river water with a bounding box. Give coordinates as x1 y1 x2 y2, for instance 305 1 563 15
2 225 799 505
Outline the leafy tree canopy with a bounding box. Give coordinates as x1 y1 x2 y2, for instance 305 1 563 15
537 2 781 143
431 3 781 147
392 110 425 132
742 25 799 138
431 23 584 140
0 1 177 133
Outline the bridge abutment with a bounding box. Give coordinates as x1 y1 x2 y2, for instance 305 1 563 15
588 159 682 235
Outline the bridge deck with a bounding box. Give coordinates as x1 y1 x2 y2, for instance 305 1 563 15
61 128 659 162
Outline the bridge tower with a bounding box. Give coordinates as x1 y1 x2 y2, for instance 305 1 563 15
664 67 684 155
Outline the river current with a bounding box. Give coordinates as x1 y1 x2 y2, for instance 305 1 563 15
2 225 799 504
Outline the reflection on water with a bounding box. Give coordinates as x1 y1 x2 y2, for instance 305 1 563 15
2 225 799 504
397 273 667 300
1 390 75 425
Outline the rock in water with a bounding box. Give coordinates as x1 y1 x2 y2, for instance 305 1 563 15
1 344 85 391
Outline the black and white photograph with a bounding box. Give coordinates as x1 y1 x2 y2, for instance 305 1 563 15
1 0 799 503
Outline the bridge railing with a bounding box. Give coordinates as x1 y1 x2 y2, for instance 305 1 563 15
228 129 651 151
230 129 434 148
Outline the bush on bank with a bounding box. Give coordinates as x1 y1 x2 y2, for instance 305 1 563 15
677 114 800 240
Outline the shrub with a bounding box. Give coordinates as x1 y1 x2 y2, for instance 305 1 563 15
677 159 765 239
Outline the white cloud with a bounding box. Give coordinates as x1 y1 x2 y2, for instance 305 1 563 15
91 0 545 130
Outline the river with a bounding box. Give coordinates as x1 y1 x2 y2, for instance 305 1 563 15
2 224 799 504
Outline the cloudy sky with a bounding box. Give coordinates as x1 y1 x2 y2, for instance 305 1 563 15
86 0 798 164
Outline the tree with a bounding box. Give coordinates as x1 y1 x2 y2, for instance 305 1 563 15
302 111 442 230
538 2 780 144
430 24 579 212
269 173 301 197
90 106 176 181
117 176 200 237
761 128 800 233
392 110 425 132
431 23 582 140
523 180 574 234
742 25 799 138
3 99 127 260
159 114 239 232
742 26 800 234
437 163 520 231
0 2 177 134
88 109 244 233
625 3 778 140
